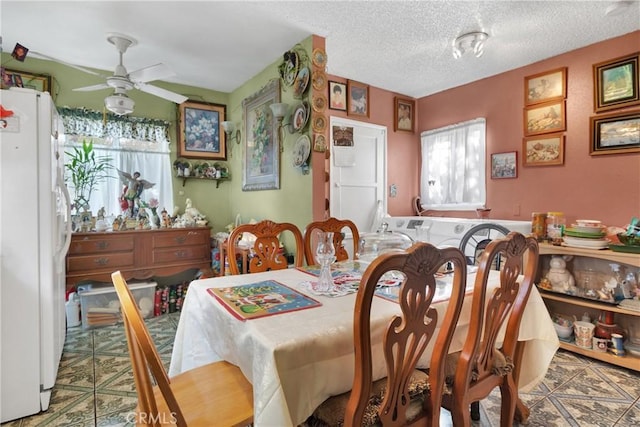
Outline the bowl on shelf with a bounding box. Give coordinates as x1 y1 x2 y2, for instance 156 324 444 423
617 233 640 246
554 322 573 339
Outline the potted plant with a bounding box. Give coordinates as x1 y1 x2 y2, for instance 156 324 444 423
65 139 111 214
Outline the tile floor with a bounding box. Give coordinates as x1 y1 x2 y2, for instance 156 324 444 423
2 312 639 427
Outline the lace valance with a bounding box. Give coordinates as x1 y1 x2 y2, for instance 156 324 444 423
59 107 170 144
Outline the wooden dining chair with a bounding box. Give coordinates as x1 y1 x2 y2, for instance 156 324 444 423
310 242 467 426
227 219 304 275
303 217 360 265
111 271 253 426
442 232 539 427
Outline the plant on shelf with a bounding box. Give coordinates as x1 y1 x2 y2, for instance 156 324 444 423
65 139 112 214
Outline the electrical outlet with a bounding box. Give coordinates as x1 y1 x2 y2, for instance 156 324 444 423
389 184 397 198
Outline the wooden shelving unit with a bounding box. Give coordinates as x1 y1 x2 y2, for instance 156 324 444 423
537 243 640 372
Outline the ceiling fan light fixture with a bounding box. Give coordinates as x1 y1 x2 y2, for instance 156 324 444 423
105 93 135 116
452 31 488 59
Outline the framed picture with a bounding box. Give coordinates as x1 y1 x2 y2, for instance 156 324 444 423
589 110 640 156
347 80 369 118
522 132 565 166
178 100 227 160
490 151 518 179
328 81 347 111
1 67 51 93
523 100 565 136
524 67 567 105
394 96 415 132
242 79 281 191
593 52 639 113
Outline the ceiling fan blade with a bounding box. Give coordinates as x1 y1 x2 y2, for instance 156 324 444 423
73 83 111 92
136 82 187 104
30 51 108 78
128 63 174 83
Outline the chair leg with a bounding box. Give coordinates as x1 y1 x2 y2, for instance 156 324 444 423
471 401 480 421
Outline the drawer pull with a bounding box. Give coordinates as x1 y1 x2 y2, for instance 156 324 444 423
96 241 109 250
174 250 187 258
188 231 198 236
94 257 109 266
174 236 187 244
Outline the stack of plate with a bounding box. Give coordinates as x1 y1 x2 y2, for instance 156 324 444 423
563 219 608 249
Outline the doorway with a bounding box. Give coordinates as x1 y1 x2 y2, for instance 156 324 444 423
329 117 387 233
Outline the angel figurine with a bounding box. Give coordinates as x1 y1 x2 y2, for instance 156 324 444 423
117 170 155 217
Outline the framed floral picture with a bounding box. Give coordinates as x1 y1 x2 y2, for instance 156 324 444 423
394 96 415 132
242 79 281 191
523 100 565 136
347 80 369 118
178 100 227 160
524 67 567 106
593 52 639 113
490 151 517 179
522 133 565 166
590 110 640 155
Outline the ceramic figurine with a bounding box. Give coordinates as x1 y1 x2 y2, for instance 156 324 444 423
546 255 576 293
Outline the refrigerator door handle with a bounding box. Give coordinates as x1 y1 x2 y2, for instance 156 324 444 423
57 172 73 260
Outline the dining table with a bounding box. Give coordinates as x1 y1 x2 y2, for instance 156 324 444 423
169 263 559 427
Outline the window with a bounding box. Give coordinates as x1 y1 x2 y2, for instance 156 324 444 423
420 118 486 210
60 108 174 219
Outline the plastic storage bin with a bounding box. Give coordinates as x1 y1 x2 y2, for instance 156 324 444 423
79 281 157 329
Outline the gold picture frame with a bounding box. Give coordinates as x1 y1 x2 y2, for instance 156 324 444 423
1 68 51 93
394 96 415 132
589 110 640 156
524 67 567 106
347 80 369 118
593 52 639 113
522 133 565 166
524 100 566 136
178 100 227 160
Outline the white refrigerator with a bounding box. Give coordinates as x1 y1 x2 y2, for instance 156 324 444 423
0 87 72 422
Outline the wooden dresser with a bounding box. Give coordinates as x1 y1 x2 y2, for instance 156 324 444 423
65 227 211 290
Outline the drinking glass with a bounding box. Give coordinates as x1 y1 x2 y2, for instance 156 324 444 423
315 231 336 293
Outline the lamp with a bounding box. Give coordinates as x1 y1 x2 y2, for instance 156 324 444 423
269 102 290 152
452 31 489 59
221 121 241 144
105 92 134 116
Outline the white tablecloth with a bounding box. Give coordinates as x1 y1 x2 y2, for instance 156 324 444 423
169 268 559 427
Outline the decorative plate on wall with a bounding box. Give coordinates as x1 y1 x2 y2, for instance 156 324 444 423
292 101 310 133
311 48 327 69
293 66 310 98
279 50 299 87
312 70 327 91
292 134 311 167
312 94 327 113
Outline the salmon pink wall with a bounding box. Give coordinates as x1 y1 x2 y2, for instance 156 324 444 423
416 31 640 228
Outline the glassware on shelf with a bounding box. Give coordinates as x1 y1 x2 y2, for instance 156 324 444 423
315 231 336 293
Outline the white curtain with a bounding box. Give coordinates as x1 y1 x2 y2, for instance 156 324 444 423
62 137 174 218
420 118 486 210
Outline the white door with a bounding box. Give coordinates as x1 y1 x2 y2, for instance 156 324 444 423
329 117 386 233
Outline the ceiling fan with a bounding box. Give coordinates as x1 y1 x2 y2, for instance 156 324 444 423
31 33 188 115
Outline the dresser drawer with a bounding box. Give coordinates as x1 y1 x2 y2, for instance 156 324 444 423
152 245 210 264
68 235 135 255
67 252 135 273
152 230 209 248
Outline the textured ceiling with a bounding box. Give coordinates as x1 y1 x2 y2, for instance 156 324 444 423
1 1 639 99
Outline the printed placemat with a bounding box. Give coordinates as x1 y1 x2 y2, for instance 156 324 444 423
208 280 321 320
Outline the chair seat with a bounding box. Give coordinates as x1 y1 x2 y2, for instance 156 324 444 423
310 370 430 427
443 349 514 386
138 361 253 427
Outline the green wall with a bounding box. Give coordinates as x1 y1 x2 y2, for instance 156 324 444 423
1 37 313 244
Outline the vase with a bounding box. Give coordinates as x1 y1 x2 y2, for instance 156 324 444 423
149 208 161 229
